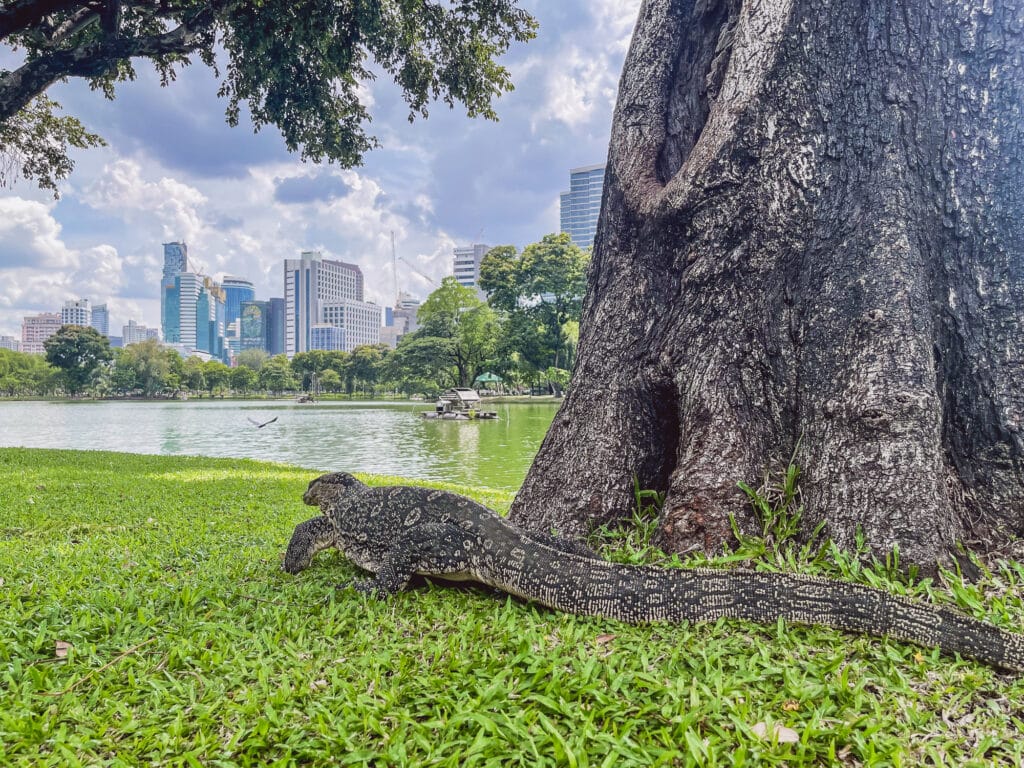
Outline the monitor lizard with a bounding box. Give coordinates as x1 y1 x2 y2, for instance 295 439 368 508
283 472 1024 672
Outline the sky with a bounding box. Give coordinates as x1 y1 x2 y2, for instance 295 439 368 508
0 0 642 340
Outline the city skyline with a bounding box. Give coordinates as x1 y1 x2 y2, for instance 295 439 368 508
0 1 641 339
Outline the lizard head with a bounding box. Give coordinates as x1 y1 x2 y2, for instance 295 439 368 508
303 472 367 506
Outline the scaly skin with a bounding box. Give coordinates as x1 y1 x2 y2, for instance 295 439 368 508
283 472 1024 672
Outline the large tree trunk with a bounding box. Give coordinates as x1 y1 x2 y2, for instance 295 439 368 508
510 0 1024 568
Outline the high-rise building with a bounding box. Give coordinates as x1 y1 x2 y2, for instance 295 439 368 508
452 243 491 294
0 335 21 352
122 320 159 346
395 292 420 333
21 313 62 354
284 251 367 356
90 303 110 336
161 242 191 336
382 293 421 349
196 277 227 359
267 297 285 356
321 301 381 350
222 276 255 330
240 300 270 352
164 272 201 346
62 298 91 327
310 323 345 352
162 268 227 361
559 163 605 250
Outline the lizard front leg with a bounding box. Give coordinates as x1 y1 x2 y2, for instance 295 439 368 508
347 522 475 598
283 516 338 574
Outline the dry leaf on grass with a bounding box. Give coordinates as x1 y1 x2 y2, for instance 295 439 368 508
751 722 799 743
54 641 72 659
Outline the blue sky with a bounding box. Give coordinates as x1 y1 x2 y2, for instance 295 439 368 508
0 1 641 340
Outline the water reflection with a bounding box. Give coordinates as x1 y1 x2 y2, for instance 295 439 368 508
0 400 558 490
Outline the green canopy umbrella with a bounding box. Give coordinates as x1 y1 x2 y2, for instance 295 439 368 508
474 372 503 383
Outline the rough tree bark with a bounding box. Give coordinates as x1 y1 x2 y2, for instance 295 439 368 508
510 0 1024 569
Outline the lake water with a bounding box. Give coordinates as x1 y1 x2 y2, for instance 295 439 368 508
0 399 559 490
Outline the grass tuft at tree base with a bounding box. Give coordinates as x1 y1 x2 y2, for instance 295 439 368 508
2 448 1023 767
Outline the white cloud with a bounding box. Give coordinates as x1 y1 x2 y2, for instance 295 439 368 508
590 0 642 51
0 198 78 269
0 197 130 336
0 1 639 339
543 45 619 128
85 159 209 246
538 0 640 132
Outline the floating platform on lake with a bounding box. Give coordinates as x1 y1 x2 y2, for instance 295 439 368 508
420 410 499 420
421 387 499 421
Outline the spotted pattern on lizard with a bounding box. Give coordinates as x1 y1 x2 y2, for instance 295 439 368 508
283 472 1024 672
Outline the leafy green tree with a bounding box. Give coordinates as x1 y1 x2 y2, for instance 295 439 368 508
259 354 297 394
290 350 330 391
346 344 387 397
387 335 456 392
202 360 230 395
116 339 176 397
413 276 498 388
108 348 139 394
0 0 536 192
182 357 206 393
43 325 112 396
479 232 589 374
0 348 57 396
0 95 104 194
229 365 257 394
318 368 342 394
235 348 269 371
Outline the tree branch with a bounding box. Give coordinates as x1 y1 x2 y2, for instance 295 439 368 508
0 0 87 41
47 6 100 46
0 5 220 122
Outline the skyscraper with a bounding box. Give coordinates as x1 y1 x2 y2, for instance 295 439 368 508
240 300 271 352
91 303 110 336
163 271 227 360
452 243 491 295
284 251 368 355
161 242 190 337
268 297 286 356
222 276 255 330
559 163 606 250
61 298 91 327
164 271 201 346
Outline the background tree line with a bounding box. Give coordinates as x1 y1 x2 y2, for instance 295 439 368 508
0 234 588 400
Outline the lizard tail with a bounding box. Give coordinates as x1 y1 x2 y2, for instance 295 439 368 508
515 558 1024 672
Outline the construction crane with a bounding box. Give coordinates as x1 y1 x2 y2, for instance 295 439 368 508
390 230 438 299
398 255 437 287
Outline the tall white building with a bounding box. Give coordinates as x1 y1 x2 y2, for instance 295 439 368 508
284 251 368 356
172 273 204 349
452 243 491 295
62 298 91 327
321 301 382 350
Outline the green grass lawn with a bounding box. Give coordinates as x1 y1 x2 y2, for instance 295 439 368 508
2 448 1023 767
